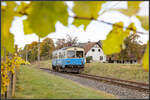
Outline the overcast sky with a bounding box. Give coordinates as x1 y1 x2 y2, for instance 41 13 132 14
7 1 149 48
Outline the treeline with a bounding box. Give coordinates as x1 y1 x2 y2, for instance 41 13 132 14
18 34 78 63
19 37 55 62
107 34 147 63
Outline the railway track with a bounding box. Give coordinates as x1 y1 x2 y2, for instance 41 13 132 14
40 68 149 93
71 73 149 93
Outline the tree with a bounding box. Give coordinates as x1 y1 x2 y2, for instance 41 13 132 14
27 41 38 62
121 34 144 62
40 37 55 60
56 34 78 49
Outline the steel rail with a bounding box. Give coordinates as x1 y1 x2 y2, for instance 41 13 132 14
40 68 149 93
81 73 149 86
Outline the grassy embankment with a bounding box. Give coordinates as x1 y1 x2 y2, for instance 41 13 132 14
14 64 116 99
83 62 149 83
32 60 149 83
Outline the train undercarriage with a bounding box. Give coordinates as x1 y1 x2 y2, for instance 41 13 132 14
52 65 84 73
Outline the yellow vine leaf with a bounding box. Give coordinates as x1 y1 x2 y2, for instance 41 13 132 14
23 1 68 37
2 5 6 10
73 19 91 30
136 16 149 31
109 1 142 17
1 55 25 96
142 41 149 72
102 22 136 55
2 33 15 55
73 1 106 30
1 2 16 56
23 20 33 34
16 2 32 17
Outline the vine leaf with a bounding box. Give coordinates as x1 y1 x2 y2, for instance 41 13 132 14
136 16 149 31
23 1 68 38
114 1 142 16
23 20 33 34
142 41 149 72
1 2 16 56
73 19 91 30
16 2 32 17
102 22 136 55
73 1 106 30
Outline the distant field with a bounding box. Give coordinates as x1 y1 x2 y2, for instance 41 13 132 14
83 62 149 83
31 60 52 69
30 60 149 83
14 65 116 99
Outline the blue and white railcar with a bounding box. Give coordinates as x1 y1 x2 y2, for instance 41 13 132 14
52 47 85 73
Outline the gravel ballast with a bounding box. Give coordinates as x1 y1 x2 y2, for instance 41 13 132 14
41 69 149 99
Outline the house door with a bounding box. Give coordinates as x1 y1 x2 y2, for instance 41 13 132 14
100 56 103 61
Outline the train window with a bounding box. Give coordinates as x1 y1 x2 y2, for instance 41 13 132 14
59 53 61 58
76 51 83 58
67 51 75 58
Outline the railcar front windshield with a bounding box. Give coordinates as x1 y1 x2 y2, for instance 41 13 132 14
67 51 76 58
67 50 84 58
76 51 83 58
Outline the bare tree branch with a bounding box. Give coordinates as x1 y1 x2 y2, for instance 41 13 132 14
70 16 147 35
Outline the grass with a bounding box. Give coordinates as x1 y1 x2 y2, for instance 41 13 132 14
31 60 52 69
30 60 149 83
14 65 116 99
83 62 149 83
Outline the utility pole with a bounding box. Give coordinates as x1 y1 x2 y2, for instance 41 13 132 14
38 37 40 68
26 47 28 62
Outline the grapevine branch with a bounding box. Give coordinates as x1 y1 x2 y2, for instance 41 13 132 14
17 5 147 35
70 16 147 35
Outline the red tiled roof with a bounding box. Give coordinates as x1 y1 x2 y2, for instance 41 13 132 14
79 42 97 54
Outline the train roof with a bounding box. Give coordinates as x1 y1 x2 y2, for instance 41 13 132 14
53 46 84 52
61 46 84 50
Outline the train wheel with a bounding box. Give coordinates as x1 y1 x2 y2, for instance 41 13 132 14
55 66 58 72
52 65 55 71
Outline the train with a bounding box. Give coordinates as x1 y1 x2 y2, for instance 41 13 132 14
52 46 85 73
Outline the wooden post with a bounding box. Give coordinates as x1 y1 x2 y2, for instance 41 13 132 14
6 72 12 99
3 47 7 99
26 47 28 62
12 68 16 97
38 37 40 68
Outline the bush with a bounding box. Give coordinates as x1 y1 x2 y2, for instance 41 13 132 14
21 61 30 65
86 56 92 63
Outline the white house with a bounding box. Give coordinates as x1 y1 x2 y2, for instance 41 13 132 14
78 41 106 62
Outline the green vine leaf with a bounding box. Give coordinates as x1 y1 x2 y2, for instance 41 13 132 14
73 1 106 30
105 1 143 17
1 2 16 56
23 1 68 38
102 22 136 55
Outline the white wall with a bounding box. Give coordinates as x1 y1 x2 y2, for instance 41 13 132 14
86 44 106 62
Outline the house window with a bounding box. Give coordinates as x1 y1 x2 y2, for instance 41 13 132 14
100 56 103 60
92 49 95 52
98 49 100 52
